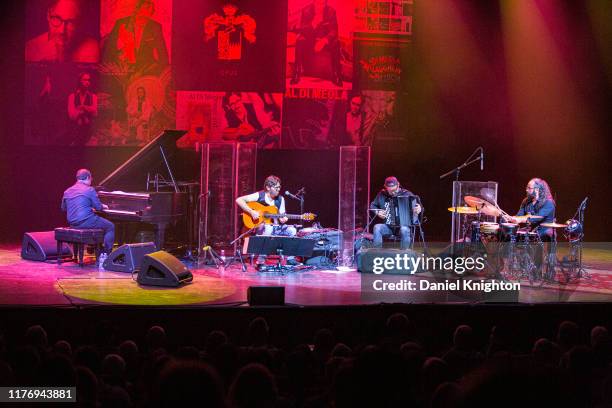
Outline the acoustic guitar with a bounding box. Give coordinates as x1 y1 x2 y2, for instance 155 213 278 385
242 201 316 229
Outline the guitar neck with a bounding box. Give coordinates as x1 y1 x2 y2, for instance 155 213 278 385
265 213 303 219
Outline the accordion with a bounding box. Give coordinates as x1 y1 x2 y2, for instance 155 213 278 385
388 195 417 227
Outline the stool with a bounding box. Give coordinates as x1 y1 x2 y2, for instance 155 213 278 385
55 227 105 267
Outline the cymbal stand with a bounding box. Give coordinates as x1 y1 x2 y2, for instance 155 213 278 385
544 228 558 283
574 198 589 280
563 198 589 281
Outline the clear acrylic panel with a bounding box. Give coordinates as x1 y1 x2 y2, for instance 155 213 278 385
234 143 257 243
199 143 257 254
451 180 498 243
338 146 371 266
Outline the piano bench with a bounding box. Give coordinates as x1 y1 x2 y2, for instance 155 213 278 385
54 227 105 267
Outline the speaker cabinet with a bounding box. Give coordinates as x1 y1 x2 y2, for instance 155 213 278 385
21 231 72 261
104 242 156 273
247 286 285 306
137 251 193 287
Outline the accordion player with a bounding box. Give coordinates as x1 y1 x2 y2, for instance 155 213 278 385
370 176 423 250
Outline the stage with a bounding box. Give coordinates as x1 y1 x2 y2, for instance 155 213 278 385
2 243 611 308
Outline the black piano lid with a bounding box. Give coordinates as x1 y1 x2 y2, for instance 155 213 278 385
97 129 198 192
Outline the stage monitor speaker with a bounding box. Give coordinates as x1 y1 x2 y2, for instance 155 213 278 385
21 231 72 261
247 286 285 306
104 242 156 273
137 251 193 287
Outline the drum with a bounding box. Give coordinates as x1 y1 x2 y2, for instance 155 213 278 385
500 223 519 241
480 222 500 241
480 222 500 234
565 219 583 242
516 230 540 244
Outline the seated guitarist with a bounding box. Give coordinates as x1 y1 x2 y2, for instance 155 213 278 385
221 92 280 148
235 175 297 237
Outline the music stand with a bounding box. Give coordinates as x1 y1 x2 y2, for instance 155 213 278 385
246 236 316 273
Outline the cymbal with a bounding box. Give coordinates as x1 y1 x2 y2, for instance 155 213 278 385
480 188 497 203
540 222 568 228
463 196 501 217
479 203 501 217
464 195 486 208
448 206 478 214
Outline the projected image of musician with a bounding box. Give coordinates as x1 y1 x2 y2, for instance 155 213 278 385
339 91 401 147
26 0 99 63
126 86 152 143
176 104 212 149
370 176 422 250
221 92 281 149
235 175 297 237
289 0 344 87
204 3 256 61
343 93 366 145
102 0 170 74
67 72 98 145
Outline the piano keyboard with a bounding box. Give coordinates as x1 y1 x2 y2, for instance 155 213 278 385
107 191 150 198
102 209 138 215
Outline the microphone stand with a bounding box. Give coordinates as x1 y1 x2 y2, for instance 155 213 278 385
298 189 305 223
439 147 483 182
286 188 306 228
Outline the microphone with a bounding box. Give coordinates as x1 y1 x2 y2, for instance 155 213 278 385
285 191 301 201
480 147 484 171
580 197 588 209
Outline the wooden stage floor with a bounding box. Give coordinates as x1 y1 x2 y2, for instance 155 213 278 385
1 244 611 307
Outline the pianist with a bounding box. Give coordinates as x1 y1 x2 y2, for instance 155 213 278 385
61 169 115 259
370 176 422 250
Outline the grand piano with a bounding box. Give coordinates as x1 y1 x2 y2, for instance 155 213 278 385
97 130 199 250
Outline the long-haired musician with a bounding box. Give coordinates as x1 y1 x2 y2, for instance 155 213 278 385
370 176 422 250
504 177 556 240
